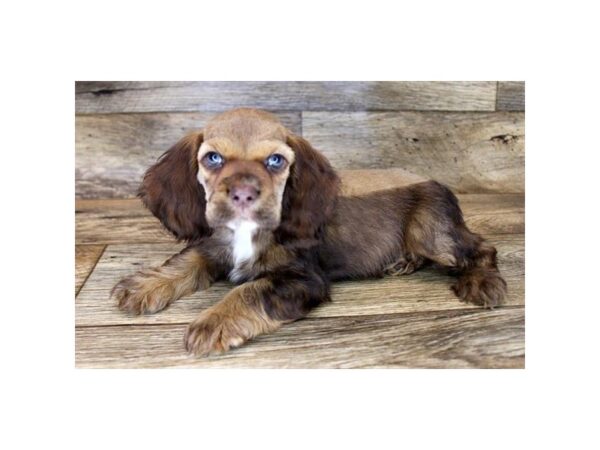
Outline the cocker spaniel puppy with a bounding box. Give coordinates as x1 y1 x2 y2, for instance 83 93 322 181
111 108 507 356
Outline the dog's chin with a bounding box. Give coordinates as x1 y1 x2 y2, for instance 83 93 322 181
206 204 280 231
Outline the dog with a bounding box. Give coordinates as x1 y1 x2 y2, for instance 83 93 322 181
111 108 507 356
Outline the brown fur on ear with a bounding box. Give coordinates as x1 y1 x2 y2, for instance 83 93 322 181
278 134 340 243
138 132 210 241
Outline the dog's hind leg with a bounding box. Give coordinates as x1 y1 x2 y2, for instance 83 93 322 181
404 182 507 308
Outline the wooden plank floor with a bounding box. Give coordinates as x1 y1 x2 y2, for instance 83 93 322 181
75 170 524 368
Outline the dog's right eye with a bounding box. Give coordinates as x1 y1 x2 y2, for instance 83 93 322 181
204 152 224 168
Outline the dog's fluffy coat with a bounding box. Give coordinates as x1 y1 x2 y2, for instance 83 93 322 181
111 108 507 356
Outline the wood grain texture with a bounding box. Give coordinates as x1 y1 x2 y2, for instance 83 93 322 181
302 112 525 192
455 193 524 235
497 81 525 111
75 81 497 114
76 193 523 245
303 111 525 193
75 112 301 198
75 245 105 295
76 198 174 244
75 307 524 368
75 234 523 326
76 110 524 197
340 168 427 194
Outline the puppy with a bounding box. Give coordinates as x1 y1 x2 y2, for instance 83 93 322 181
111 108 507 356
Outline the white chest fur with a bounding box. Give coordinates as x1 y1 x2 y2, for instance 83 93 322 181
228 220 258 281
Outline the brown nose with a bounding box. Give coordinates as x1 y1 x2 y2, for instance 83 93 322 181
229 184 260 208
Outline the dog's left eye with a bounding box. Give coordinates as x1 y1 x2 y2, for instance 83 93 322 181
265 154 285 170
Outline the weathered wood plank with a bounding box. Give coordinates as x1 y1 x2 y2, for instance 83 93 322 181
76 110 523 197
75 245 105 295
497 81 525 111
75 235 523 326
75 112 301 198
456 193 524 235
303 111 525 193
76 81 189 94
75 307 525 368
76 192 524 245
340 168 427 193
76 198 173 244
75 81 497 114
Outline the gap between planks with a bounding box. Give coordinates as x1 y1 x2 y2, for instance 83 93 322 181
75 244 106 295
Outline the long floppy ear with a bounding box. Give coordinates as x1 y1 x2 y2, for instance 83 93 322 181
277 133 340 243
138 132 210 242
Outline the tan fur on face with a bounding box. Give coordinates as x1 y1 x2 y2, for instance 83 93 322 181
195 110 295 230
184 279 282 356
203 109 288 144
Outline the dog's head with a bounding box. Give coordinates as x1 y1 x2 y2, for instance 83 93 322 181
139 108 339 243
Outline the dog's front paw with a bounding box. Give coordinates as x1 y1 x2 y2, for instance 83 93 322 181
184 312 248 357
111 271 173 315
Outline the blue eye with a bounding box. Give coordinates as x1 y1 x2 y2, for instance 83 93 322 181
266 154 285 169
204 152 224 168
